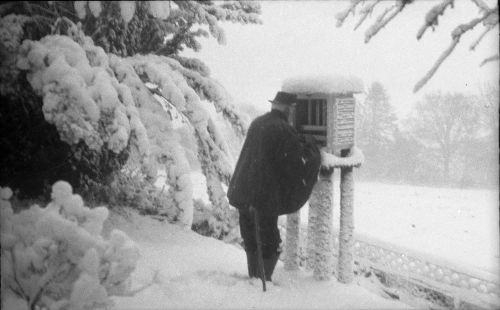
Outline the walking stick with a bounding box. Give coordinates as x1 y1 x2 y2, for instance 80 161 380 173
251 205 266 292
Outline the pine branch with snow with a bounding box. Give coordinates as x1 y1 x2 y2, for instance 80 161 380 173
1 1 254 232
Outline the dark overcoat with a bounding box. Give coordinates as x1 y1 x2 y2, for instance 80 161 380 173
227 109 321 216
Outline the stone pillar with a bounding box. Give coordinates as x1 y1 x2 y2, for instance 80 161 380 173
284 211 301 270
338 161 354 283
306 191 319 271
310 168 334 280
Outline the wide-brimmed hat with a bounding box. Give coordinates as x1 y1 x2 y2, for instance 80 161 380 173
269 91 297 105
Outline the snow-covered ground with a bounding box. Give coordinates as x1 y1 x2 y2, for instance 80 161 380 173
320 179 499 275
191 172 499 275
106 209 411 309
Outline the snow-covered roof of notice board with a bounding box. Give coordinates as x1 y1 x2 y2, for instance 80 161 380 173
282 75 364 94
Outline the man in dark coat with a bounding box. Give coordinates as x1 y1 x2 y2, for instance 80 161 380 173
227 91 321 281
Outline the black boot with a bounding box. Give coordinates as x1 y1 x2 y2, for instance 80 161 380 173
263 252 280 281
246 251 258 278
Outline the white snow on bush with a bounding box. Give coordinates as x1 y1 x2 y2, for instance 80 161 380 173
74 1 88 19
11 26 240 236
0 14 28 52
120 1 136 23
0 181 140 310
148 1 171 20
88 1 102 18
16 34 149 156
282 75 364 94
0 14 29 97
0 187 13 200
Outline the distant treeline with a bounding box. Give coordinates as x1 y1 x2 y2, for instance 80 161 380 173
354 82 498 189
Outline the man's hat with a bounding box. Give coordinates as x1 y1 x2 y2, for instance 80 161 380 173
269 91 297 105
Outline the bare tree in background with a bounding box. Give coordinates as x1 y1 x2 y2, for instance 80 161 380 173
408 92 481 184
336 0 499 93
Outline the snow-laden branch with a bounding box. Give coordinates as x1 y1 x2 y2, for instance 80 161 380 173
480 54 500 66
364 0 408 43
354 0 381 31
470 0 491 12
416 0 454 40
336 0 498 93
335 0 364 28
470 24 496 50
321 147 364 169
169 59 248 137
413 39 459 93
413 6 498 93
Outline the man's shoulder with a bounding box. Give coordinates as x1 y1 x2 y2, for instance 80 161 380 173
251 111 289 129
251 111 272 124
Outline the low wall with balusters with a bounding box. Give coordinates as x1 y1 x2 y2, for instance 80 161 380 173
342 232 499 308
280 224 499 308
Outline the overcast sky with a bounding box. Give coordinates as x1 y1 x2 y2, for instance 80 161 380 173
185 0 499 119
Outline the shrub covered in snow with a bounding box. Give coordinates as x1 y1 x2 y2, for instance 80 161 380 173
192 199 240 243
1 2 256 233
16 34 149 155
0 181 140 310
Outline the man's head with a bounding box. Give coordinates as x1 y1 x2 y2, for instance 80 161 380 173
269 91 297 117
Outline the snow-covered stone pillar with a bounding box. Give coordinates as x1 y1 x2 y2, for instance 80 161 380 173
284 211 301 270
284 104 302 271
305 198 319 270
320 147 364 283
338 150 355 283
309 168 334 280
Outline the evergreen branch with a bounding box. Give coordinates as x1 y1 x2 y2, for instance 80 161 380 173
0 2 16 16
480 54 500 66
24 1 59 18
416 0 454 40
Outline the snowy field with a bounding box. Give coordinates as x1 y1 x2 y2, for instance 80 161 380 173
321 179 499 276
191 173 499 275
106 208 411 309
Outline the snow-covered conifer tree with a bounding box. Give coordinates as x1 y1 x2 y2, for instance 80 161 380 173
0 1 261 235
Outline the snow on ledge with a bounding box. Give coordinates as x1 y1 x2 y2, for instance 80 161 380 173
282 75 364 94
321 146 364 168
